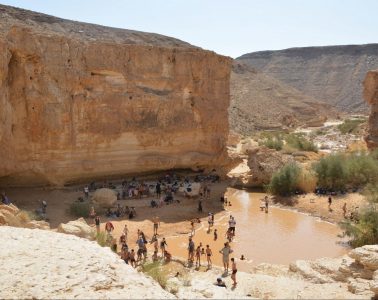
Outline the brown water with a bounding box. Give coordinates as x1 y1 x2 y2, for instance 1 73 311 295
164 189 349 271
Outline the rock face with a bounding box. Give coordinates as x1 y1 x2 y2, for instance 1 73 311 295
0 203 50 229
238 44 378 112
57 217 95 240
92 188 117 208
244 147 293 187
0 226 173 299
363 70 378 149
0 5 231 186
230 63 333 135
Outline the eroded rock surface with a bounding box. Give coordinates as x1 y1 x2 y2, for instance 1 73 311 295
0 5 231 186
57 217 95 240
364 70 378 149
0 226 173 299
234 146 293 187
0 204 49 229
92 188 117 208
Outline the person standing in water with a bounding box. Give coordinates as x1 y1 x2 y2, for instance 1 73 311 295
264 196 269 213
206 245 212 268
195 245 201 267
231 258 237 286
160 237 168 257
219 242 233 273
153 216 160 235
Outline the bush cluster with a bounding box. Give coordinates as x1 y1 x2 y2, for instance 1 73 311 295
285 133 318 152
259 137 283 151
268 163 301 196
69 201 90 218
338 118 365 134
313 152 378 190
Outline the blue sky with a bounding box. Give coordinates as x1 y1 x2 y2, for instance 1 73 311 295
1 0 377 58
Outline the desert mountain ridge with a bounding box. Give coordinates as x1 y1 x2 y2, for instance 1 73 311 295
230 62 338 135
237 43 378 113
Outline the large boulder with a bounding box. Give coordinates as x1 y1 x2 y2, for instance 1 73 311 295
245 146 293 187
0 204 49 229
57 218 95 240
349 245 378 271
92 188 117 208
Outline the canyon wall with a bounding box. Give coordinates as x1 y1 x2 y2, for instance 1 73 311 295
230 63 334 135
237 44 378 112
364 70 378 149
0 5 231 186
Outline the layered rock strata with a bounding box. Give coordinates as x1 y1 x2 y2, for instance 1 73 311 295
0 5 231 186
363 70 378 149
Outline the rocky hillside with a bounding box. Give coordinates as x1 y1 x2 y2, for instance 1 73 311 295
237 44 378 112
230 63 335 135
0 5 231 186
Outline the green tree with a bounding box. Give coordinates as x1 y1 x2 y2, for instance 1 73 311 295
268 163 301 196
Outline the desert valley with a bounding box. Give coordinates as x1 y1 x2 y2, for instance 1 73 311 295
0 3 378 299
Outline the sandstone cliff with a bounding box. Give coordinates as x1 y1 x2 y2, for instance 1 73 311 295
230 63 334 135
0 5 231 186
363 70 378 149
238 44 378 112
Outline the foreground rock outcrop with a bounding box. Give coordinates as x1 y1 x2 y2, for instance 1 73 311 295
1 225 377 299
364 70 378 149
57 217 95 240
0 5 231 186
0 226 174 299
169 245 378 299
0 204 49 229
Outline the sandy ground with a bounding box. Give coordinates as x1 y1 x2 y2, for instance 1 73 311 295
273 192 367 224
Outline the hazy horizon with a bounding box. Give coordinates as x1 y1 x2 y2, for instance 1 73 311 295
1 0 377 58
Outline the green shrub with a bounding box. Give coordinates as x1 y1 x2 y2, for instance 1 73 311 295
69 201 90 218
142 262 168 289
96 231 108 247
338 119 365 134
285 133 318 152
313 152 378 190
260 137 283 151
268 163 301 196
345 152 378 188
339 184 378 247
297 169 318 193
313 154 347 190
